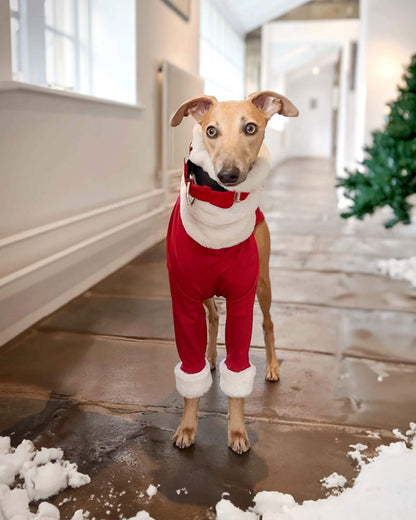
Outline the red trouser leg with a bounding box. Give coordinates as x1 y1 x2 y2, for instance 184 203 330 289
224 285 257 373
169 275 207 375
220 261 258 398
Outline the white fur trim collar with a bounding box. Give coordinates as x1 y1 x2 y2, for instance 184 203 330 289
174 359 213 398
219 360 256 398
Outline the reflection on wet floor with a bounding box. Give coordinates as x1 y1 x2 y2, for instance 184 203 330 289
1 158 415 519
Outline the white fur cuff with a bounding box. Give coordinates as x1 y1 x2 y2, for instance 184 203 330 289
219 360 256 398
174 360 213 398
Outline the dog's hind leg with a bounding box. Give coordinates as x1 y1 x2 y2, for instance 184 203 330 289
204 298 219 370
254 220 280 382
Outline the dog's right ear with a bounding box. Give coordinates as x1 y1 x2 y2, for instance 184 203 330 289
170 95 218 127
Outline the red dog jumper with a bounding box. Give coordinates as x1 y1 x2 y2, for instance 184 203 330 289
167 181 265 398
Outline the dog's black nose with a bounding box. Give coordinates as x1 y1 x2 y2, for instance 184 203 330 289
218 167 240 185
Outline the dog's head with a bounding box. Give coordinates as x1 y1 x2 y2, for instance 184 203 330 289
171 91 298 187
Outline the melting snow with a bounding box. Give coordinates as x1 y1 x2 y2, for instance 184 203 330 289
0 437 90 520
320 472 347 489
125 513 155 520
378 257 416 287
216 423 416 520
145 484 158 498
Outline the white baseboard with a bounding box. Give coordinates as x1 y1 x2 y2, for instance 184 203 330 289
0 203 170 347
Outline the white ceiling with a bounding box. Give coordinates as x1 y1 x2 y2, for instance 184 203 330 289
209 0 310 35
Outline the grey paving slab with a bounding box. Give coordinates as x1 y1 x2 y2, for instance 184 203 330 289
2 332 415 429
218 301 416 363
38 294 175 339
90 261 170 298
313 234 416 258
0 331 180 406
269 267 416 312
202 348 416 430
130 240 167 265
0 395 51 433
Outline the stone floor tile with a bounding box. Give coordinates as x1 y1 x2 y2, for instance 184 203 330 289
90 262 170 298
39 294 175 339
0 331 179 406
130 240 167 265
202 348 416 430
0 395 51 432
217 301 416 362
269 268 416 312
313 234 416 258
216 300 338 355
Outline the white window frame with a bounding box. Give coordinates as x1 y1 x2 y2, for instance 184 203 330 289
4 0 141 108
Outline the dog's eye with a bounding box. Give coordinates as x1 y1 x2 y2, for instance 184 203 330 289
206 126 218 138
244 123 258 135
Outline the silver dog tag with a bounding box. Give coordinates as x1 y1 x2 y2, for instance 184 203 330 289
186 181 195 206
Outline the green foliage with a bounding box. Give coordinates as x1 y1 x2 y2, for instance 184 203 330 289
338 54 416 227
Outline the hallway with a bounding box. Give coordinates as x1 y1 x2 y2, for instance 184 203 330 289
1 158 415 519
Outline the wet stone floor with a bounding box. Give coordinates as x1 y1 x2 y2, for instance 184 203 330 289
1 158 416 519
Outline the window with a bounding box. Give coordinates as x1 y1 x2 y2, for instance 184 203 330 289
9 0 22 80
199 0 245 101
9 0 136 104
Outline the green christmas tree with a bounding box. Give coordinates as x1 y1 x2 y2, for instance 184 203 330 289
338 54 416 228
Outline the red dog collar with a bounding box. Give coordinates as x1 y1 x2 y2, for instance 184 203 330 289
184 161 250 209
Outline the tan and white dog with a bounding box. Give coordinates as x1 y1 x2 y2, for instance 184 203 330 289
169 91 299 454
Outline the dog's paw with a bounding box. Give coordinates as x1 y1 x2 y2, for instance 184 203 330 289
173 425 196 449
228 429 250 455
265 360 280 382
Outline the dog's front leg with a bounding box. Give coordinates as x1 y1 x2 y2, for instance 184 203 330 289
228 397 250 454
173 397 200 449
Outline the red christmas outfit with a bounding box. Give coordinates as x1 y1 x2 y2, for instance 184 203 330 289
167 195 265 398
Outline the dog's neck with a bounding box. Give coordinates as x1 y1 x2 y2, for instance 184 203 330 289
179 125 271 250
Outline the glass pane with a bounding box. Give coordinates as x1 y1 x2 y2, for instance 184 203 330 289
45 30 76 89
45 0 75 36
10 16 21 79
199 0 245 100
10 0 19 12
45 29 56 86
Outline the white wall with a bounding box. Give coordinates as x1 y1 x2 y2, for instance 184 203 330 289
353 0 416 160
286 64 334 158
359 0 416 145
0 0 200 346
261 20 359 171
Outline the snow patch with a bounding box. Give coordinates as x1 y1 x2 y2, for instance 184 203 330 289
320 472 347 490
0 437 90 520
392 428 407 441
216 499 258 519
125 513 156 520
216 422 416 520
365 431 381 439
347 443 369 468
378 257 416 287
145 484 158 498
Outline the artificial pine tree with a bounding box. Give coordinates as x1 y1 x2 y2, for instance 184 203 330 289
338 54 416 228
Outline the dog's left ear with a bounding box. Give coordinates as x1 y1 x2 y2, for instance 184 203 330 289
248 91 299 119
